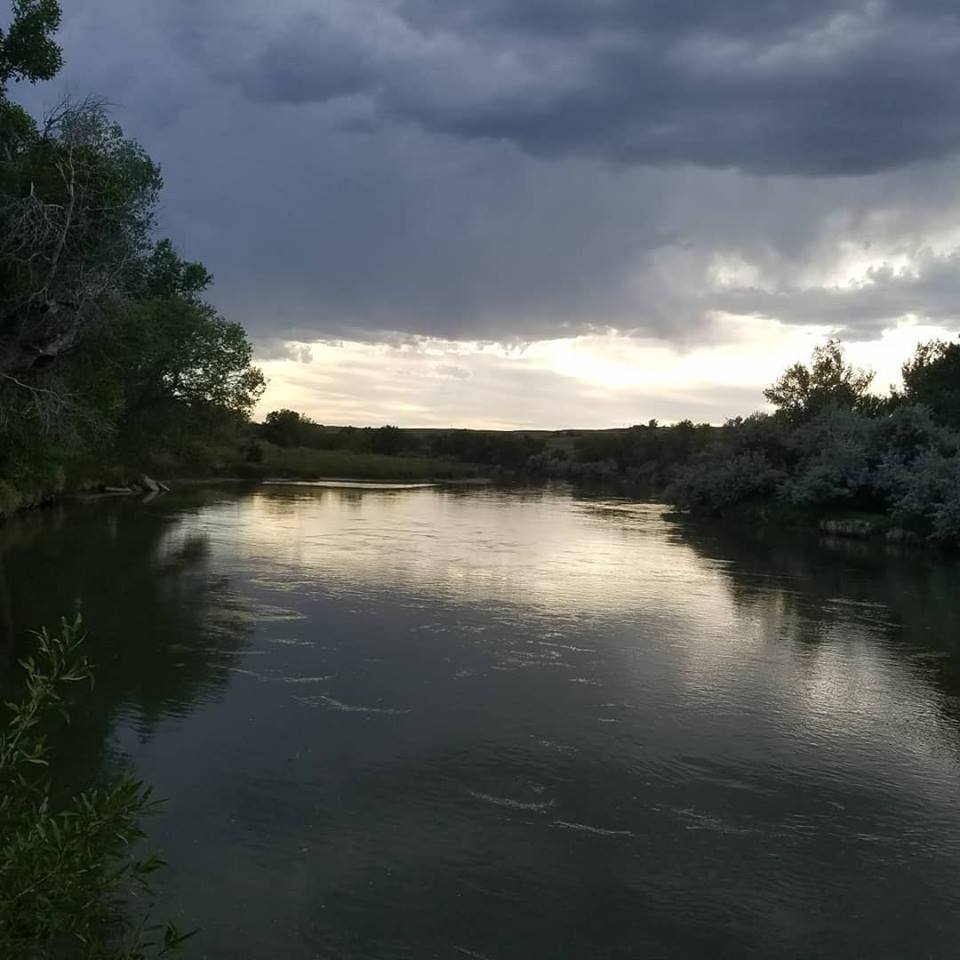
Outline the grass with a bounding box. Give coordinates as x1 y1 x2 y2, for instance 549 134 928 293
235 443 477 482
0 443 478 523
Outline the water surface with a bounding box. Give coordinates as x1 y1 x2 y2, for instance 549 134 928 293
2 484 960 959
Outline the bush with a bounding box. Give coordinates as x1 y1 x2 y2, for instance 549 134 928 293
929 479 960 542
780 408 874 508
0 616 192 959
667 450 785 512
667 400 960 545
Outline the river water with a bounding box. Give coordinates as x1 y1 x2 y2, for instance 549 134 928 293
2 483 960 959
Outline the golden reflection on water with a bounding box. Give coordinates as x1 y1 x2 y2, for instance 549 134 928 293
208 486 738 624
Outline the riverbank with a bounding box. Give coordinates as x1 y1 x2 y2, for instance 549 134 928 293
667 500 945 552
233 445 476 482
0 446 479 522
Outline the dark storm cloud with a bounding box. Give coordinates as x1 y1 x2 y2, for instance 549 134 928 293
233 0 960 175
21 0 960 348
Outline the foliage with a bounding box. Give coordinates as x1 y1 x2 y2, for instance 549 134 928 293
261 409 321 448
872 409 960 542
665 415 788 511
572 419 712 478
120 298 264 420
426 428 545 468
0 98 163 381
133 239 212 302
778 407 876 507
899 338 960 429
0 41 264 495
259 413 417 458
667 449 784 513
668 389 960 545
240 443 473 481
0 0 62 90
368 424 404 456
763 339 875 423
0 615 193 958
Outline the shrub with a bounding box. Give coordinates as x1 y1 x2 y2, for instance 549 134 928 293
929 478 960 542
667 450 785 513
780 407 874 508
0 616 193 959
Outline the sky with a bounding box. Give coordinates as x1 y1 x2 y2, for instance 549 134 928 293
15 0 960 427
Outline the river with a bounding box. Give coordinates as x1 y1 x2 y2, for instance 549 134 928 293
2 483 960 958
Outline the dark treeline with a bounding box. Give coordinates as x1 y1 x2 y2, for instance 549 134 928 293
250 414 715 483
253 409 546 469
0 2 264 517
537 419 715 482
252 409 715 479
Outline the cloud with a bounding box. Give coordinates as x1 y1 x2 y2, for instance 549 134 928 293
251 319 960 429
433 364 471 380
712 248 960 335
191 0 960 176
255 339 315 363
15 0 960 356
254 334 780 428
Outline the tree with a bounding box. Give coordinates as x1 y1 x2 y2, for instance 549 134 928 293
0 1 266 493
135 238 212 302
763 339 874 422
111 240 263 453
900 339 960 429
0 95 264 464
0 0 62 91
121 297 265 420
262 409 318 448
0 98 162 382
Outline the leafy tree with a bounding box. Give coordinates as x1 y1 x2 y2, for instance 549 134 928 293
262 409 319 448
0 0 267 497
0 96 264 479
763 339 874 423
900 338 960 429
0 98 162 383
136 238 213 302
0 0 62 91
121 297 265 420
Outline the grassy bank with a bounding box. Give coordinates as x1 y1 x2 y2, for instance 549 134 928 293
0 443 478 520
231 443 477 482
